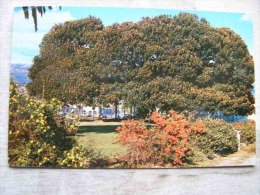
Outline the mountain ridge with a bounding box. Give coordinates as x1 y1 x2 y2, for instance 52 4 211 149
11 63 32 87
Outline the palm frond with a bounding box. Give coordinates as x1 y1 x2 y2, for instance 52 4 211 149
31 7 38 32
22 7 29 19
37 6 43 17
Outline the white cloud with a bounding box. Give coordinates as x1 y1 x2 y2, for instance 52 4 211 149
38 11 75 31
12 32 45 52
11 52 34 65
11 32 45 64
240 13 253 22
11 9 75 64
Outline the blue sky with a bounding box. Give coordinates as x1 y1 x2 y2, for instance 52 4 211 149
11 6 254 65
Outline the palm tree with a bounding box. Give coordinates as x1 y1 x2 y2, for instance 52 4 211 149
22 6 61 31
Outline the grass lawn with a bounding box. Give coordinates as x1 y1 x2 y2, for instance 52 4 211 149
75 122 127 157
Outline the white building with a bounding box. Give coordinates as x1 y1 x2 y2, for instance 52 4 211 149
81 106 100 117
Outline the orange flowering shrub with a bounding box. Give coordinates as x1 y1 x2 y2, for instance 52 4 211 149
235 122 243 127
116 110 206 167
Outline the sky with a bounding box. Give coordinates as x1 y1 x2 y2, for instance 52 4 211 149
11 6 254 65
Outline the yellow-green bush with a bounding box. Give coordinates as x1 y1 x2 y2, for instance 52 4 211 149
57 145 107 168
9 82 76 167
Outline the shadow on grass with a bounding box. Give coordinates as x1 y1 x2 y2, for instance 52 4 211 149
77 125 122 134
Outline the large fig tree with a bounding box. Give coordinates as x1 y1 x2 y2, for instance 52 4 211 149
27 13 255 117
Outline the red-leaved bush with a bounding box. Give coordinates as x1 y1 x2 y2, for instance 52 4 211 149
116 110 206 168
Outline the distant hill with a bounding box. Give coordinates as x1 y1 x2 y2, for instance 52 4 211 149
11 64 31 87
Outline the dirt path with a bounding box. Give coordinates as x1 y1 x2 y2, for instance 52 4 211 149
213 143 256 167
239 155 256 166
218 154 256 166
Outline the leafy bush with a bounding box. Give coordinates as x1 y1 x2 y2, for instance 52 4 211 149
9 82 77 167
192 117 238 157
115 110 206 168
235 121 256 144
57 145 107 168
184 145 209 165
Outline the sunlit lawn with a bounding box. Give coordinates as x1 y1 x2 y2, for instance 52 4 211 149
75 122 127 157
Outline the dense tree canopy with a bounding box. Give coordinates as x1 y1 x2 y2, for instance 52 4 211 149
27 13 255 117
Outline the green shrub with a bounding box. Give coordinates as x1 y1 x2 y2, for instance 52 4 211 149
192 117 238 157
184 145 209 165
235 121 256 144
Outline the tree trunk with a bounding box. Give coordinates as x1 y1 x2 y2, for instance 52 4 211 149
115 102 118 119
42 80 45 99
77 105 81 117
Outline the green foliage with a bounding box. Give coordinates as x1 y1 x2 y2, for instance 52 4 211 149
192 117 238 157
235 121 256 144
9 82 77 167
184 145 209 165
27 16 104 104
28 13 254 116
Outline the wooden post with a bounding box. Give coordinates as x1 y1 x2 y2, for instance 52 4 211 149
235 130 241 151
